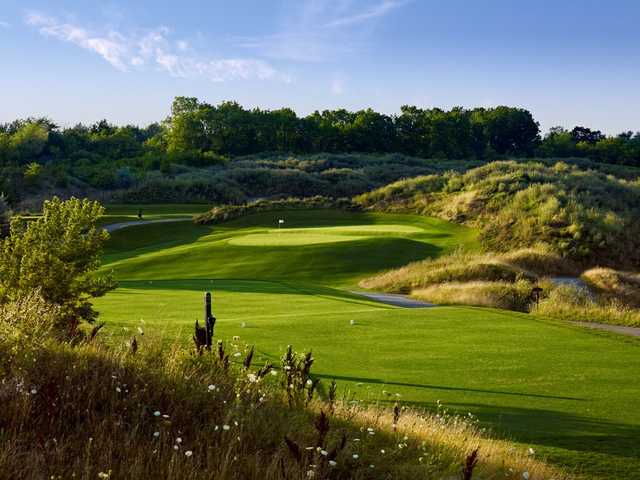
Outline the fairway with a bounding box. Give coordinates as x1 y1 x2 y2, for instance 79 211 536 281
94 208 640 479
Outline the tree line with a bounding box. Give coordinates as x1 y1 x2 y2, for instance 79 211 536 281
1 97 639 202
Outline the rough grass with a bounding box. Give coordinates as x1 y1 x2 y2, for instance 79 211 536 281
0 303 567 480
411 280 536 312
535 284 640 327
356 160 640 268
359 246 570 294
581 267 640 307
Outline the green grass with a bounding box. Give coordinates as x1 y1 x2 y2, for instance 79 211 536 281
94 208 640 479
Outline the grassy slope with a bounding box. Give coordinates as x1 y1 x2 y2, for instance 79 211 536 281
94 208 640 479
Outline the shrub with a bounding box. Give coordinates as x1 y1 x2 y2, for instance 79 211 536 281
0 197 115 336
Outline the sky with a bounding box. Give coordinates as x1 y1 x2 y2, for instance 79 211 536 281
1 0 639 134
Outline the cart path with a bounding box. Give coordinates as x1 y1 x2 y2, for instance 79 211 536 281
571 321 640 337
350 291 435 308
103 218 191 233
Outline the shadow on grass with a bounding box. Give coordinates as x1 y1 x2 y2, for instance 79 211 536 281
110 279 392 309
381 398 640 461
313 373 586 401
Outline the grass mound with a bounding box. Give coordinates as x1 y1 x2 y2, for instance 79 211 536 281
0 301 566 480
581 267 640 307
412 280 536 312
535 284 640 327
356 160 640 268
359 247 568 294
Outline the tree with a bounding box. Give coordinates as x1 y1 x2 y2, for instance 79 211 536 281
0 197 116 336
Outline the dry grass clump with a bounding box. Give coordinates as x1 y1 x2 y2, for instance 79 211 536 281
535 284 640 327
411 280 536 312
360 247 570 294
0 304 570 479
581 267 640 307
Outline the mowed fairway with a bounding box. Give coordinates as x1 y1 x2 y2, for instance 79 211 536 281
94 208 640 479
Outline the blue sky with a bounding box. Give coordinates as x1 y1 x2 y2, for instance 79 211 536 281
1 0 639 134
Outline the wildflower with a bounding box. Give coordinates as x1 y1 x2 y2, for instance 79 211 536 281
306 471 315 478
223 425 230 431
153 431 160 438
369 465 375 469
320 449 328 456
247 373 258 383
176 437 182 444
162 414 170 419
328 460 337 467
185 450 193 457
380 449 386 454
115 387 122 393
522 472 530 480
234 420 239 426
173 445 179 450
352 454 359 459
270 369 278 376
153 411 161 417
30 388 37 395
208 384 216 391
306 379 313 386
527 447 535 456
367 427 375 435
284 365 291 371
233 352 241 357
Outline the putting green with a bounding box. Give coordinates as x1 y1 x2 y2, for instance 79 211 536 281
95 207 640 479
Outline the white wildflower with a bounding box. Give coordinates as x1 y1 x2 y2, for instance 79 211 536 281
320 449 328 456
185 450 193 457
176 437 182 444
306 379 313 386
233 352 241 357
208 384 216 391
153 431 160 437
223 424 230 431
153 411 161 417
247 373 258 383
352 453 359 459
328 460 337 467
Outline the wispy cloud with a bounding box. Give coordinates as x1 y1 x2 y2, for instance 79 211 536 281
25 12 287 82
324 0 406 28
237 0 408 62
0 20 11 28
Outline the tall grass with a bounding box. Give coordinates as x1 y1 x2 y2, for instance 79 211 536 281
535 284 640 327
360 246 570 294
0 299 569 479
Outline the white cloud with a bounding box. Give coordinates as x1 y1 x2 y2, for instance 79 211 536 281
25 12 286 82
238 0 409 62
0 20 10 28
324 0 407 28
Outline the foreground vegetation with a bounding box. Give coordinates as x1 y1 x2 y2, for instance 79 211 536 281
0 295 567 480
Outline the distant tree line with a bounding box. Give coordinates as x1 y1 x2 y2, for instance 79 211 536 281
1 97 639 203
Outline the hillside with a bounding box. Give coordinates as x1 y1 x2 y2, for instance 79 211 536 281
356 160 640 268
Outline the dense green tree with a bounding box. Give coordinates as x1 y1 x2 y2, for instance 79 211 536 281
0 197 116 336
